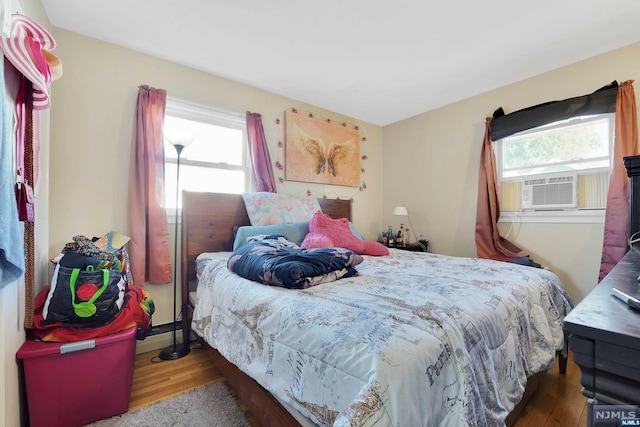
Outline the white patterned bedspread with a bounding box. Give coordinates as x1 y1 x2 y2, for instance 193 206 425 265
192 249 572 427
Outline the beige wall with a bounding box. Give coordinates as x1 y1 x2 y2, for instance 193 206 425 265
382 42 640 303
1 1 51 426
47 29 383 346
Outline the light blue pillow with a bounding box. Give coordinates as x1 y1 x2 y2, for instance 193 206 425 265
233 222 310 251
348 222 365 240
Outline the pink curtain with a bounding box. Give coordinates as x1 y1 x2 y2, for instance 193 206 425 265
475 117 527 261
127 85 172 285
246 111 276 192
599 80 638 280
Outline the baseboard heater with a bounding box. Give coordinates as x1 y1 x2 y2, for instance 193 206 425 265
147 321 180 336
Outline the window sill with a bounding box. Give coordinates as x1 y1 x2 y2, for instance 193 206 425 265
499 209 605 224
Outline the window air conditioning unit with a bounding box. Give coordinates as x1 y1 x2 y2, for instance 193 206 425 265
522 173 578 210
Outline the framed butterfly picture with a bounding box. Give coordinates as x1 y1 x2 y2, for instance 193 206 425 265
284 110 360 187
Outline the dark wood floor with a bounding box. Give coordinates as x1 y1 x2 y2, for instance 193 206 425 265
129 345 586 426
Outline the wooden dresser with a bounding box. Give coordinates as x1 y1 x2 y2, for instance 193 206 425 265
563 155 640 415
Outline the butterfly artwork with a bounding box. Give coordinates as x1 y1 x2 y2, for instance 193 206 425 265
284 111 360 187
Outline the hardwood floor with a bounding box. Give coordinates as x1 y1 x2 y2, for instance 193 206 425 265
512 352 587 427
128 345 586 426
129 343 259 426
129 343 219 412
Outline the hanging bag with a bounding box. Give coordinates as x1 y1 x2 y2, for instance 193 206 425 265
43 264 126 328
14 179 34 222
14 75 35 223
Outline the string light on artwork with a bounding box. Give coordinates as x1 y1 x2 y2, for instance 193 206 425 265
359 153 368 191
273 107 368 200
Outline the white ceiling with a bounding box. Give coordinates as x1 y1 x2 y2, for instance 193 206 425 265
42 0 640 126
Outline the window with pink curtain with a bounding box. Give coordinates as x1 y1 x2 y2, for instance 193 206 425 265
476 81 638 280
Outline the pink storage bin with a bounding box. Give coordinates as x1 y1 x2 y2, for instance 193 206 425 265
16 327 136 427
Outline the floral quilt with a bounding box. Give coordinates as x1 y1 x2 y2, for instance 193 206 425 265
193 249 573 426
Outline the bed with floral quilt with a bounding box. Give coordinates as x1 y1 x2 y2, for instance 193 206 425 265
181 191 572 427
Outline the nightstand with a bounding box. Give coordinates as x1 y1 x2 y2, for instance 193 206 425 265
388 241 429 252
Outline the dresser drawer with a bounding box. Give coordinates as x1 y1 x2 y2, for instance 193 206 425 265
596 341 640 381
570 335 594 368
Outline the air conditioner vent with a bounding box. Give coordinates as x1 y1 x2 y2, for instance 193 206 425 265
522 173 578 210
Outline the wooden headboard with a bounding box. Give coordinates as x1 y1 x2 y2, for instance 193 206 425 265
179 191 352 339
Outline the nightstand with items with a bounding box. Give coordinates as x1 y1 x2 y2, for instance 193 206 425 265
382 223 430 252
386 240 430 252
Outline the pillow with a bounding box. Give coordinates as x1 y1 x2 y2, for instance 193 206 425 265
233 222 310 251
348 222 365 240
301 211 389 256
242 192 321 226
233 221 363 251
245 234 301 249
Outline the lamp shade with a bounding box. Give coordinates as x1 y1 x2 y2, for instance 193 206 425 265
392 206 409 216
164 127 195 148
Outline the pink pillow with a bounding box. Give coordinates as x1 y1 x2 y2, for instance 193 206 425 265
301 211 389 256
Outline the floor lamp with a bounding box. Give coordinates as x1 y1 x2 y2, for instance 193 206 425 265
159 135 193 360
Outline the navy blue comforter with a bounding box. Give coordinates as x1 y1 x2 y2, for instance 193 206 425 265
227 236 363 289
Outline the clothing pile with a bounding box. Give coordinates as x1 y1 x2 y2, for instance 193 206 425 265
28 232 154 342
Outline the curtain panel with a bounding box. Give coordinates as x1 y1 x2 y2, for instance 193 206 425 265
127 85 172 286
599 81 638 280
246 111 276 192
475 117 527 261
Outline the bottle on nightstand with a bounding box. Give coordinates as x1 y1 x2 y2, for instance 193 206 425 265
397 224 405 247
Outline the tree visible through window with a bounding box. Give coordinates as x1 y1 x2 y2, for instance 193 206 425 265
500 114 613 178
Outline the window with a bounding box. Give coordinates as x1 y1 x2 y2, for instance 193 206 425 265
496 113 614 221
498 114 614 178
163 98 250 215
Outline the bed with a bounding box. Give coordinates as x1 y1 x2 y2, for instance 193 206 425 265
179 191 572 426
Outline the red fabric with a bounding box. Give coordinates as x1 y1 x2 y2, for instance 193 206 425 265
599 81 638 280
127 85 172 285
475 117 526 261
302 211 389 256
28 285 151 342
